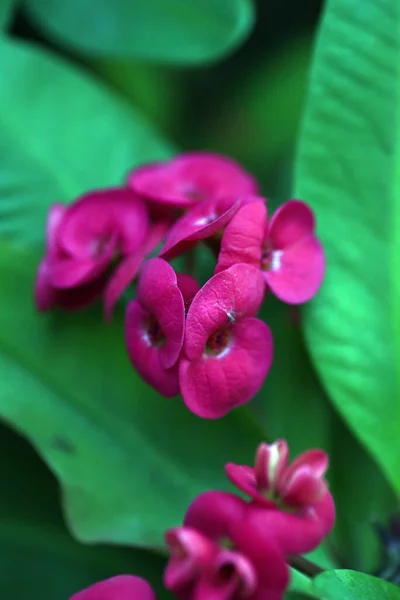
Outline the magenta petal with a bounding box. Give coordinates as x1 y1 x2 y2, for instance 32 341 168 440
243 492 336 555
255 440 289 492
216 201 267 274
58 188 149 258
159 197 240 261
268 200 315 249
35 260 58 311
69 575 156 600
180 317 273 418
104 250 147 321
128 152 259 209
281 467 328 507
184 491 247 541
184 264 265 361
125 301 180 397
264 236 325 304
176 273 201 310
46 203 66 256
48 257 102 288
137 258 185 368
231 521 290 600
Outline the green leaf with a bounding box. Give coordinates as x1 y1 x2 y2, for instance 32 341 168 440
288 569 318 598
0 37 172 244
0 241 262 548
294 0 400 489
313 570 400 600
23 0 255 64
0 0 15 29
0 423 169 600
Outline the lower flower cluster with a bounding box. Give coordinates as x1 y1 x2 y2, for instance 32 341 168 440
69 440 335 600
35 151 325 419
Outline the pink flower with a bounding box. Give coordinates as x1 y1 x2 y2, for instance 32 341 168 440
69 575 156 600
125 258 200 397
216 199 325 304
164 491 289 600
179 263 273 419
127 152 258 211
225 440 336 554
35 188 149 311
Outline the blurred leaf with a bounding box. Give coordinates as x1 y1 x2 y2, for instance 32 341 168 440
0 38 172 244
23 0 255 64
0 0 15 28
92 58 183 134
208 33 313 174
0 241 263 548
312 570 400 600
329 416 397 573
294 0 400 489
0 424 170 600
253 297 332 455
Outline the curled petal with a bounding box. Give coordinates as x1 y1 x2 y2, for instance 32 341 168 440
268 200 315 249
58 188 149 258
216 200 267 274
128 152 259 209
255 440 289 492
278 449 328 507
104 220 171 320
184 264 265 362
280 466 328 507
104 250 147 321
180 318 273 419
125 301 180 397
35 260 58 311
184 491 247 541
263 236 325 304
69 575 156 600
243 492 336 555
195 550 257 600
35 260 106 312
46 203 66 256
137 258 185 368
164 527 217 592
159 197 240 260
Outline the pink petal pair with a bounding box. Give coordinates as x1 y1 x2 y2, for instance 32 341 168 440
35 188 149 312
216 199 325 304
128 152 258 212
125 258 199 397
125 260 273 417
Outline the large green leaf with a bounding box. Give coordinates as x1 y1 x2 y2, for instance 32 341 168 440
0 241 262 548
0 38 172 244
294 0 400 489
0 424 169 600
23 0 254 64
0 0 15 28
313 570 400 600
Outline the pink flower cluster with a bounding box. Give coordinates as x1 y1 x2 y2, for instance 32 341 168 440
35 152 325 418
69 440 335 600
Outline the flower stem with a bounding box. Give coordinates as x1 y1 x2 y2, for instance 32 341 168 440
289 555 325 577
